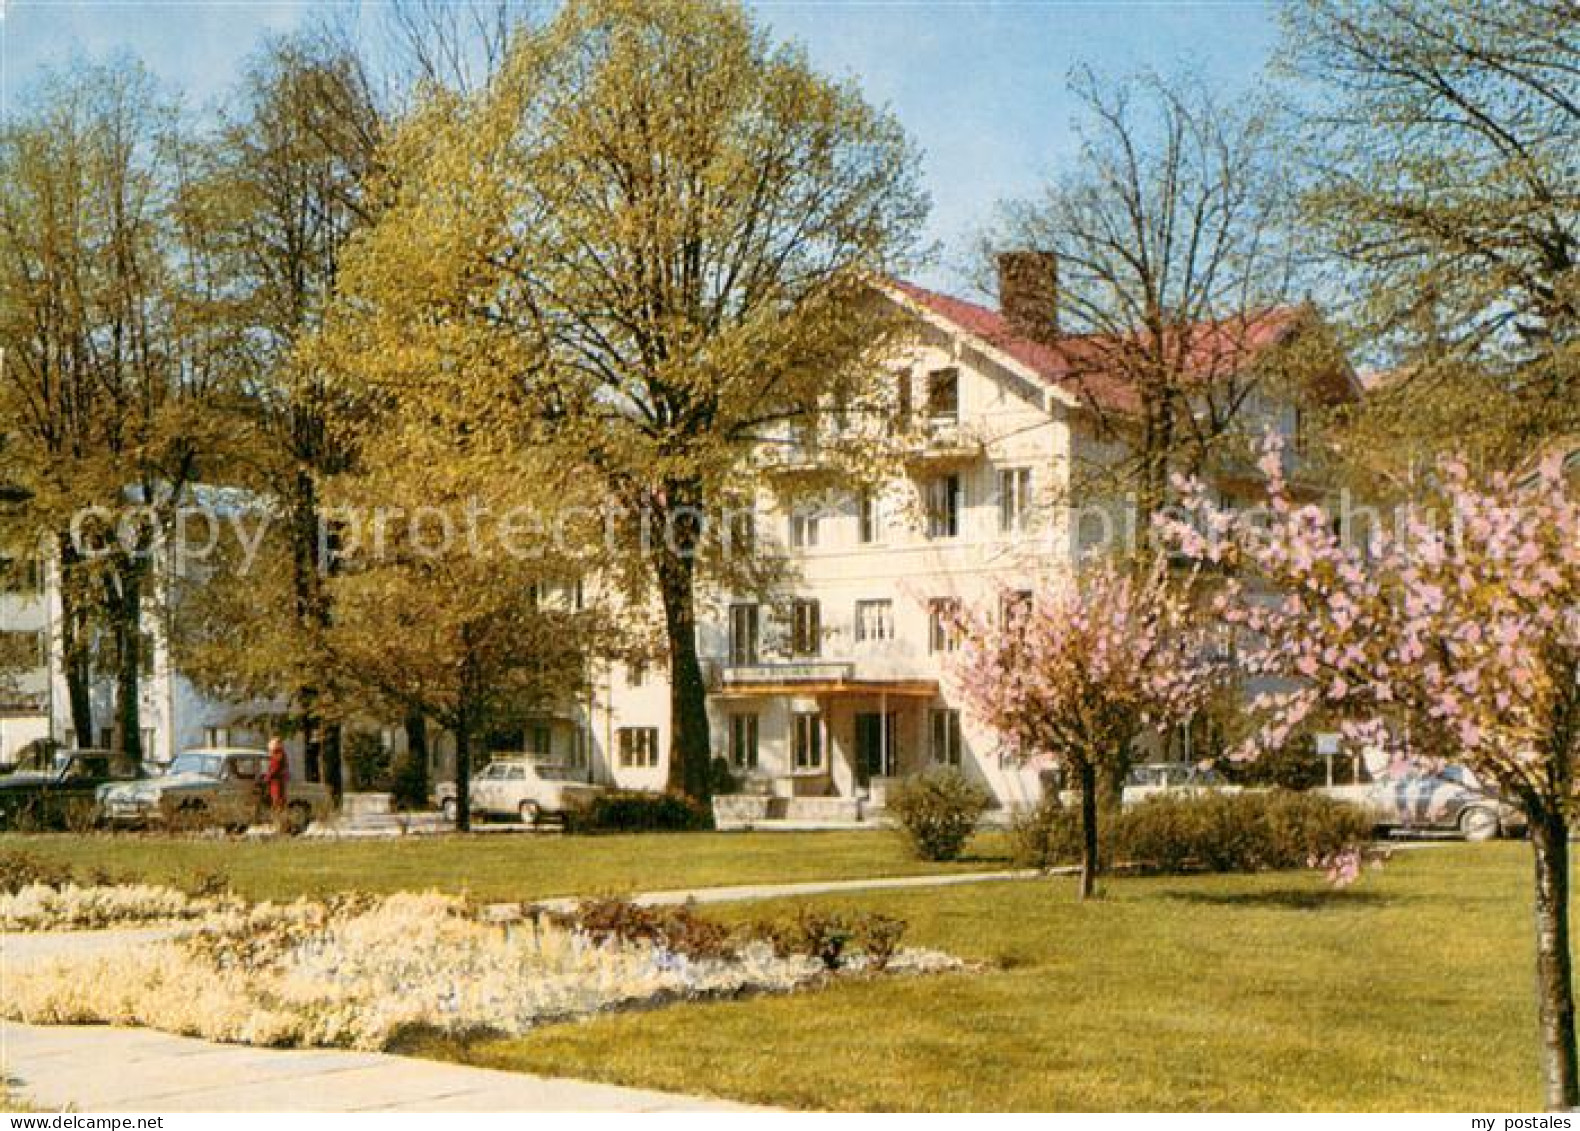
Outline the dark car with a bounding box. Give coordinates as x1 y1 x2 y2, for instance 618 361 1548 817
0 748 142 830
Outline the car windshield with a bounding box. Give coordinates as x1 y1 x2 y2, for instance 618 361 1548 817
169 753 223 779
60 757 111 781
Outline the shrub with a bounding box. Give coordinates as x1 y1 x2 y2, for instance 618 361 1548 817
0 851 73 894
565 790 712 834
1007 795 1102 871
344 732 392 792
1002 788 1374 876
547 897 735 960
886 768 991 861
851 912 907 971
1121 790 1371 874
708 756 740 797
388 747 430 812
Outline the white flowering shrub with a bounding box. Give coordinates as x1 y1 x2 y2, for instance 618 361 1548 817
3 892 962 1050
0 883 237 931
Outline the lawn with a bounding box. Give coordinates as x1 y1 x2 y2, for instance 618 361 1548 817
408 843 1545 1111
0 828 1010 903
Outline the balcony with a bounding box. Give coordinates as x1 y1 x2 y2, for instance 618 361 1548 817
900 416 985 469
717 660 855 688
710 660 937 700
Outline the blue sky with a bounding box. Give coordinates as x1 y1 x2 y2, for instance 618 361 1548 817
0 1 1280 292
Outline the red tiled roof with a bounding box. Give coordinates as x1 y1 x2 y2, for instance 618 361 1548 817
886 279 1312 415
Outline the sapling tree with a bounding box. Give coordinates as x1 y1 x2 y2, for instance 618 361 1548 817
1163 447 1580 1110
949 560 1225 899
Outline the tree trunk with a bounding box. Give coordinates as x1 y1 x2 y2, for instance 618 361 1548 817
454 720 472 833
651 489 713 803
322 721 343 808
108 559 143 768
1078 760 1100 901
392 711 429 811
55 536 94 747
1532 806 1578 1110
290 468 329 784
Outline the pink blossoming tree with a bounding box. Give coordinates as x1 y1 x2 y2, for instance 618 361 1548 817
949 560 1226 900
1164 449 1580 1109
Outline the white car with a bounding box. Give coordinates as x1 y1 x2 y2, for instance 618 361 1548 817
435 761 603 825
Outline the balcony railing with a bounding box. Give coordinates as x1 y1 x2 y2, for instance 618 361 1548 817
715 660 856 688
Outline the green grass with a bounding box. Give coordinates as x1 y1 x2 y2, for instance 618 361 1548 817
409 843 1544 1111
0 828 1010 903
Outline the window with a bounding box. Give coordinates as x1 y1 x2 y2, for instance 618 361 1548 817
792 712 824 771
617 727 659 768
926 474 961 538
854 599 894 644
729 603 760 665
895 370 914 432
204 727 231 748
525 722 553 759
931 708 963 767
0 630 44 668
998 467 1032 534
139 631 155 676
790 599 821 657
926 367 960 422
729 714 759 770
928 598 961 654
1001 589 1033 626
0 558 40 594
789 510 819 549
570 725 590 768
140 728 156 758
858 491 881 544
725 509 756 557
628 660 647 688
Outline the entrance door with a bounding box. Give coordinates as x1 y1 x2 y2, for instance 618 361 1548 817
854 713 898 785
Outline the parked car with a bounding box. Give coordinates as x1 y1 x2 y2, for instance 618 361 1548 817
1322 765 1525 841
1121 762 1241 806
98 746 332 835
435 760 604 825
0 748 141 830
1046 762 1241 809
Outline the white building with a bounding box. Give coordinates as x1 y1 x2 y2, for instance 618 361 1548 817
587 262 1359 814
0 555 49 767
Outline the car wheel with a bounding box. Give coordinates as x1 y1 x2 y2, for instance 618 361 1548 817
175 800 207 832
441 797 457 824
1460 806 1501 842
284 802 312 836
519 800 540 826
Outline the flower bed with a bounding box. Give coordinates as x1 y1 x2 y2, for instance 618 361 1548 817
0 882 236 932
3 892 962 1050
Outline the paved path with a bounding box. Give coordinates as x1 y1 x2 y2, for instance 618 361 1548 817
0 1022 759 1112
530 867 1048 912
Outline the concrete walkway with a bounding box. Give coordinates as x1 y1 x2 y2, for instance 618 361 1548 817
530 866 1048 912
0 1022 760 1112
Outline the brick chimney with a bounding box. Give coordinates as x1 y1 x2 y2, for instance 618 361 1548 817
997 250 1059 344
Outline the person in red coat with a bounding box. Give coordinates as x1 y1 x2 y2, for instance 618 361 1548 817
263 737 289 814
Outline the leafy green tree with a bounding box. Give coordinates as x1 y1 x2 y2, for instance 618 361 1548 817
1282 0 1580 480
0 62 237 764
331 0 927 801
